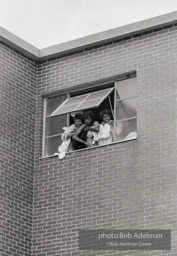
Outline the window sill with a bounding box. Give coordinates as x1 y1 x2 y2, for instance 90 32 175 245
39 132 137 160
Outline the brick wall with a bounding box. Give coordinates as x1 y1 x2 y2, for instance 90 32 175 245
1 24 177 256
32 25 177 256
1 42 37 256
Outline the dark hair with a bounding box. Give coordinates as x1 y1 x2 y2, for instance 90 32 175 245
83 111 95 123
73 113 83 122
99 109 112 121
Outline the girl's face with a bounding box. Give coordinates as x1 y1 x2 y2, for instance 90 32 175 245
102 114 111 123
84 116 92 126
74 119 82 128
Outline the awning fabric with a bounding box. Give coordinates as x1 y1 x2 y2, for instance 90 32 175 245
50 88 114 117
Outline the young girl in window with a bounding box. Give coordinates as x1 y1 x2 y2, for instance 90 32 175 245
72 111 99 150
58 113 84 158
97 109 114 145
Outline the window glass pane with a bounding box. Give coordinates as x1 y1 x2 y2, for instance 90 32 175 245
114 118 137 142
116 77 136 100
46 94 67 116
53 103 80 116
75 99 105 111
86 88 114 101
115 97 137 120
44 135 62 157
45 114 67 136
63 94 88 106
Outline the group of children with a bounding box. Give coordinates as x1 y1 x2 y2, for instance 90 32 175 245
58 109 114 159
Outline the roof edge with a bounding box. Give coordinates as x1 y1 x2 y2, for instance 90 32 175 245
0 11 177 62
39 11 177 61
0 27 39 60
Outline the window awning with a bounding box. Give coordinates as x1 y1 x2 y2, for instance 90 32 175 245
50 88 114 117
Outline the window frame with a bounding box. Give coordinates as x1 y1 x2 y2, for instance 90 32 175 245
42 72 137 158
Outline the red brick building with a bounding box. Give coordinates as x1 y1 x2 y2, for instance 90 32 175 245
1 11 177 256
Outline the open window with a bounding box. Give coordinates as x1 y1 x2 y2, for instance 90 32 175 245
50 88 114 117
43 75 137 157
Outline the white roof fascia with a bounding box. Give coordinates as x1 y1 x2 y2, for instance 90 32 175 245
0 11 177 62
0 26 39 60
39 11 177 61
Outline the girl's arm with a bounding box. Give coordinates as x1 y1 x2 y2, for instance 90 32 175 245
72 124 89 146
65 131 75 139
85 121 100 132
65 126 79 139
108 120 114 126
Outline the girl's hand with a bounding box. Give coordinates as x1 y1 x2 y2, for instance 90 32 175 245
108 120 114 125
87 134 93 139
85 142 90 147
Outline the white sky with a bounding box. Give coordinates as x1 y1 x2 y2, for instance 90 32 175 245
0 0 177 48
